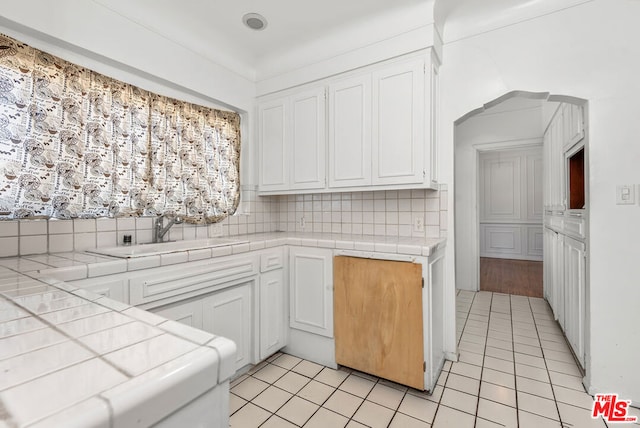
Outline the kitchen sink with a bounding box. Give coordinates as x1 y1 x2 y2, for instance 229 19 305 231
87 238 249 258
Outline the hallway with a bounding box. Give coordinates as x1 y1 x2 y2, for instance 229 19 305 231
480 258 543 298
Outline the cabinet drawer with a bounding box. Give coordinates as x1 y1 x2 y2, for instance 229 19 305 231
130 257 257 306
260 250 284 272
563 214 586 240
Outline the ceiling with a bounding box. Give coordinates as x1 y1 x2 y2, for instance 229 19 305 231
93 0 592 81
94 0 427 79
435 0 592 42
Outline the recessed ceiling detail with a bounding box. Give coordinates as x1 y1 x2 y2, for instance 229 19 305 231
242 13 267 31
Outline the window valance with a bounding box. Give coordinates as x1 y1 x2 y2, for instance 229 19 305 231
0 33 241 223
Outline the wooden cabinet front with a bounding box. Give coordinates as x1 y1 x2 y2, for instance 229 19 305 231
334 256 424 390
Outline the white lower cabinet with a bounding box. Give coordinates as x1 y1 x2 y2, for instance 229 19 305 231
543 223 586 368
202 282 254 370
289 247 333 337
127 250 288 372
563 236 586 367
259 269 286 359
147 280 255 372
553 232 565 330
152 298 203 329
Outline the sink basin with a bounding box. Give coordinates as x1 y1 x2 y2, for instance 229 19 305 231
87 238 249 258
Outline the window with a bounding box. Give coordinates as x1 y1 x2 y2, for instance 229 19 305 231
0 33 240 223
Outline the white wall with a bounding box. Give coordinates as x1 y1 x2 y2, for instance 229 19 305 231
479 147 543 261
256 1 438 95
0 2 255 111
440 0 640 403
455 107 545 290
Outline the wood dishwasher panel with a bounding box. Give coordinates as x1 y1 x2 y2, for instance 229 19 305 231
334 256 424 390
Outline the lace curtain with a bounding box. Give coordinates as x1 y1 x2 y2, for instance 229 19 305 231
0 33 240 223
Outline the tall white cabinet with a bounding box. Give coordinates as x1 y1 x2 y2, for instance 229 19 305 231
542 101 587 369
258 50 439 195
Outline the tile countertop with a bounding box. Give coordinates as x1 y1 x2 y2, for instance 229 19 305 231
2 232 447 281
0 267 236 427
0 232 445 426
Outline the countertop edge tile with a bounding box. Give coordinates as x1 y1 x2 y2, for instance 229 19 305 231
25 397 111 428
99 347 219 428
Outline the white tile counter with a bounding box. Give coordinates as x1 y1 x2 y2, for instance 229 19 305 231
6 232 446 281
0 267 236 427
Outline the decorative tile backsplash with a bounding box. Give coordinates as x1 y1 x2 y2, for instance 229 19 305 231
0 186 447 257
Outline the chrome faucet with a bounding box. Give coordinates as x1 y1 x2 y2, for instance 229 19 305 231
153 214 184 243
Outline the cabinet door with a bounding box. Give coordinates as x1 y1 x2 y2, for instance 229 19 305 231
259 98 289 191
291 88 326 190
564 236 586 367
372 59 424 185
289 247 333 337
553 113 566 210
202 282 253 370
334 256 424 390
563 103 585 150
260 269 286 359
543 227 555 306
150 299 203 329
328 75 372 188
543 128 552 209
553 233 565 328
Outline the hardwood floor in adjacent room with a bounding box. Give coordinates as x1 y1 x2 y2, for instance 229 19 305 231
480 257 543 297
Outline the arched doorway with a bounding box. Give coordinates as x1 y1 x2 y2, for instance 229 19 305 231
454 90 590 369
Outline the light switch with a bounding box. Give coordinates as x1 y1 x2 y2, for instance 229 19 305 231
616 184 636 205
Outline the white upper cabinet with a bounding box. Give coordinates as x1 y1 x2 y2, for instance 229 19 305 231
291 88 326 190
258 98 288 192
258 88 326 192
372 59 424 185
543 102 585 211
257 50 438 195
562 102 585 151
328 75 372 188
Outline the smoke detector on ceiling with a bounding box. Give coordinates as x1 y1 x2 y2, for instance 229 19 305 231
242 13 268 31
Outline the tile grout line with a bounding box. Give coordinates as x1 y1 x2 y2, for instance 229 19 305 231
471 290 487 428
509 294 521 428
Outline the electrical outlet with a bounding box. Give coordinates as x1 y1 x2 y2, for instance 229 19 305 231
413 215 424 232
299 216 306 229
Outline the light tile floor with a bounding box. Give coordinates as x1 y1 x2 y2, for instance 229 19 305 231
230 290 640 427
